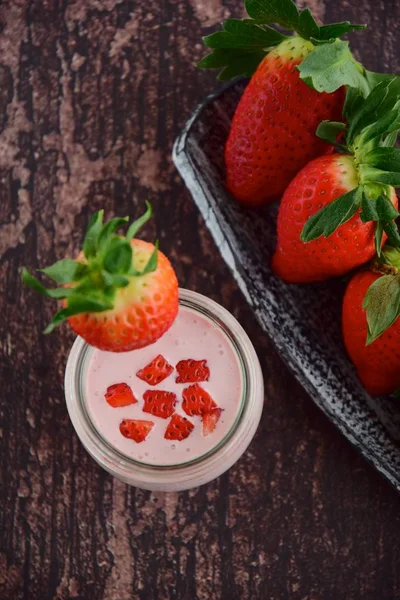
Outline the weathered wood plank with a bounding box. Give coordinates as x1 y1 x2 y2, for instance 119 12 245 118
0 1 399 599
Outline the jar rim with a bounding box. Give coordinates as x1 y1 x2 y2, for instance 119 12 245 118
65 288 264 491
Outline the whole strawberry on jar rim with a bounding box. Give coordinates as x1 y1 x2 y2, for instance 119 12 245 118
272 77 400 283
22 203 179 352
343 245 400 397
198 0 371 206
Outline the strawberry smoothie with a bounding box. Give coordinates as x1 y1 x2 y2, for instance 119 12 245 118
83 305 244 466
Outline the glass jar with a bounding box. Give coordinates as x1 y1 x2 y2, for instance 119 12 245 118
65 288 264 491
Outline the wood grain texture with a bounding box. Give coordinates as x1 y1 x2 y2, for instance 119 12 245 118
0 1 399 599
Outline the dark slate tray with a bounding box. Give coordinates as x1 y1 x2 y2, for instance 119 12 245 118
173 79 400 491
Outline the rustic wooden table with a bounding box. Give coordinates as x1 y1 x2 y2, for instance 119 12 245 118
1 1 399 599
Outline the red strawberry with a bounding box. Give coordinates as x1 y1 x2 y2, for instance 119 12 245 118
182 384 217 416
105 382 137 407
199 4 367 206
202 408 223 437
142 390 177 419
136 354 174 385
273 80 400 283
67 237 178 352
225 41 345 206
22 203 179 352
343 247 400 396
164 414 194 441
273 155 398 282
175 359 210 384
119 419 154 443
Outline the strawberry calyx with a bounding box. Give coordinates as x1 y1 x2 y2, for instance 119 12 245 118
362 245 400 345
22 202 158 333
301 77 400 255
198 0 366 93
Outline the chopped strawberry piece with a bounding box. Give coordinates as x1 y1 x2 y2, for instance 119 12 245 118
175 359 210 383
164 413 194 441
202 408 223 437
136 354 174 386
119 419 154 443
143 390 177 419
105 382 137 407
182 384 217 416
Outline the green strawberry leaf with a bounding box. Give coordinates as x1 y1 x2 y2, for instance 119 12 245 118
203 19 285 49
297 41 368 94
103 238 133 274
316 22 366 41
129 240 159 276
296 8 319 41
374 221 384 257
41 259 88 284
382 130 400 148
316 120 346 145
199 20 285 80
198 48 263 69
363 273 400 344
126 200 153 241
216 51 268 81
347 82 390 143
44 293 114 333
383 221 400 247
102 271 130 288
141 240 159 275
360 191 399 254
199 50 267 80
83 210 104 259
301 187 361 242
363 147 400 172
360 194 380 222
360 167 400 186
390 388 400 398
244 0 299 29
356 109 400 150
98 217 129 252
379 245 400 269
343 86 364 123
360 192 399 222
365 70 397 90
347 77 400 144
21 268 74 299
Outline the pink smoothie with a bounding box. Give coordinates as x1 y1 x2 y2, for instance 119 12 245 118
84 305 244 466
